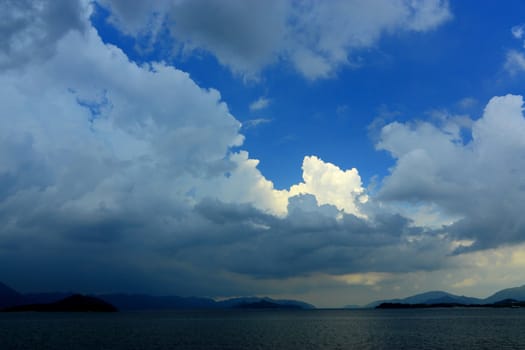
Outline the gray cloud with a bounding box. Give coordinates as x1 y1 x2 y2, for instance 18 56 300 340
167 0 287 77
0 186 451 296
96 0 451 79
175 195 450 280
0 0 87 70
0 6 250 295
377 95 525 252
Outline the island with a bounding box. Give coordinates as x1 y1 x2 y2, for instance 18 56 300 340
376 299 525 309
234 300 304 309
2 294 118 312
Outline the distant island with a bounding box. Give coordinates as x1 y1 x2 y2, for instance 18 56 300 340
233 300 304 309
3 294 118 312
377 299 525 309
365 285 525 309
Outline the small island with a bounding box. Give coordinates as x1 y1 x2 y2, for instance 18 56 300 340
234 300 304 309
2 294 118 312
376 299 525 309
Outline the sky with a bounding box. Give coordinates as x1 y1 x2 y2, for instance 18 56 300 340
2 0 525 308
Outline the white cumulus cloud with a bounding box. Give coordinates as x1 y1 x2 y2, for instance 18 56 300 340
289 156 368 217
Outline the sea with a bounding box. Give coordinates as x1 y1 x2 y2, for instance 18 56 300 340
1 308 525 349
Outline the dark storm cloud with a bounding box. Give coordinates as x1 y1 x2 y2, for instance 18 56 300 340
0 162 454 294
175 195 450 279
0 192 448 295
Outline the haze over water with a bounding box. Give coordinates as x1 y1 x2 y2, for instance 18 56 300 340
2 309 525 350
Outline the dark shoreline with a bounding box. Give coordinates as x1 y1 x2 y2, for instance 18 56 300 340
2 294 118 313
376 299 525 309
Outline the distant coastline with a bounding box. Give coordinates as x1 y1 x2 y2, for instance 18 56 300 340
4 280 525 310
363 284 525 309
0 281 314 311
376 299 525 309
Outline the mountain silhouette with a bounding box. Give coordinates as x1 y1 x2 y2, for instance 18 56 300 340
8 280 525 310
3 294 117 312
366 291 482 308
233 300 303 309
0 281 24 308
483 285 525 304
217 297 314 309
97 294 218 310
365 285 525 309
0 281 314 310
98 295 314 310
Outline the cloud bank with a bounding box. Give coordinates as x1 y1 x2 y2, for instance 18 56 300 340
0 0 455 296
3 1 525 306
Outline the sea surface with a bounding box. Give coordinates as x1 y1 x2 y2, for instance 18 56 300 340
1 308 525 349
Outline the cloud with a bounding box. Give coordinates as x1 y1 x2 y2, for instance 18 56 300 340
96 0 171 35
242 118 272 129
0 8 453 291
7 1 521 306
195 151 289 216
289 156 368 217
0 0 89 71
457 97 477 110
2 4 445 296
249 97 270 111
95 0 451 79
504 25 525 74
97 0 287 78
377 94 525 252
285 0 451 79
188 195 451 279
504 50 525 74
511 24 525 42
0 4 285 294
451 277 477 288
404 0 452 31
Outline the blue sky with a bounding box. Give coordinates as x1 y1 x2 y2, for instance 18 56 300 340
2 0 525 307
